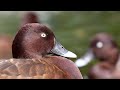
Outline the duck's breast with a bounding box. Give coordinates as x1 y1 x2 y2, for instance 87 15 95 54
43 56 83 79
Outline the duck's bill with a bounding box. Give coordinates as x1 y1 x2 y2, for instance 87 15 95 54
50 39 77 58
75 49 94 67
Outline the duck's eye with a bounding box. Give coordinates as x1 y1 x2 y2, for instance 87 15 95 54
96 41 103 48
41 33 47 37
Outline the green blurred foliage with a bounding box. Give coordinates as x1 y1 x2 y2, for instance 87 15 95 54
0 13 20 36
1 11 120 76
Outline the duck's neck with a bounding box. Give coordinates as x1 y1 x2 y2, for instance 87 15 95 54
103 52 119 67
23 51 43 59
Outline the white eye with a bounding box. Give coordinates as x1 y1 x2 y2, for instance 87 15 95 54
96 41 103 48
41 33 46 37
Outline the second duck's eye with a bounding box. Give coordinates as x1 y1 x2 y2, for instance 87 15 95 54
40 33 47 37
96 41 103 48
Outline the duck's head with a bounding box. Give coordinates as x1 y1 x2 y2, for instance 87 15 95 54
12 23 77 59
75 33 119 67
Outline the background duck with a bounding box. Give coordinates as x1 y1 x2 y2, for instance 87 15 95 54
20 11 40 27
75 32 120 79
0 23 82 79
0 35 13 59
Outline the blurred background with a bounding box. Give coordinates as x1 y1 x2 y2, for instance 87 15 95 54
0 11 120 76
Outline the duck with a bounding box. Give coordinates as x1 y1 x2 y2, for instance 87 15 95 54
0 35 12 59
20 11 40 27
20 11 51 30
75 32 120 79
0 23 83 79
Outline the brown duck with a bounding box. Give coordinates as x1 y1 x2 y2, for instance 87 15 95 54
0 23 82 79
